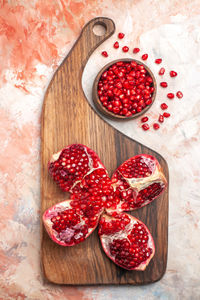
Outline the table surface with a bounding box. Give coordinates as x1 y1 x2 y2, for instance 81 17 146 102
0 1 200 299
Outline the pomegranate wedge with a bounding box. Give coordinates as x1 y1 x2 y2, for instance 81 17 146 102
48 144 107 193
43 199 104 246
99 212 155 271
110 154 167 212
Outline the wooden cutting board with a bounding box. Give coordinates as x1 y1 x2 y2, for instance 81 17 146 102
41 17 169 285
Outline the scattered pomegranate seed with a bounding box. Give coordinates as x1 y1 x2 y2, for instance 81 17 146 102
170 71 177 77
102 51 108 57
160 103 168 110
155 59 162 64
176 91 183 98
141 116 149 123
159 68 165 75
133 47 140 53
158 115 164 123
118 32 125 39
160 82 168 88
122 46 129 52
113 41 119 49
141 54 148 60
163 112 170 118
142 124 150 131
167 93 174 99
153 123 160 130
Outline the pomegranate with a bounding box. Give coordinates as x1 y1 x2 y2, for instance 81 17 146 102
48 144 106 193
99 212 155 270
43 199 103 246
110 154 167 212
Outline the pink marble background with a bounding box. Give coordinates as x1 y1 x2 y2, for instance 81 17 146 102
0 0 200 299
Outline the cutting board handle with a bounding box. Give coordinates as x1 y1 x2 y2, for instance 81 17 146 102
67 17 115 71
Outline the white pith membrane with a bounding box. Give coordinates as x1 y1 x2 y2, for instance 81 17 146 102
99 213 155 271
49 144 108 193
43 200 102 246
110 155 167 212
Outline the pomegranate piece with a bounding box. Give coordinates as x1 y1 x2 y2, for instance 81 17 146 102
158 115 164 123
160 103 168 110
155 58 162 64
48 144 106 193
97 61 155 117
99 212 155 270
110 154 167 212
170 70 177 77
141 54 148 60
133 47 140 53
113 41 119 49
160 82 168 88
163 112 170 118
118 32 125 39
102 51 108 57
159 68 165 75
153 123 160 130
70 168 115 210
176 91 183 98
167 93 174 99
122 46 129 52
43 199 103 246
142 124 150 131
141 116 149 123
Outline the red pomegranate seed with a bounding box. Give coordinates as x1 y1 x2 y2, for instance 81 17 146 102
158 115 164 123
163 112 170 118
141 116 149 123
159 68 165 75
155 59 162 64
153 123 160 130
97 61 154 117
142 124 150 131
160 103 168 110
113 41 119 49
160 82 168 88
122 46 129 52
167 93 174 99
133 47 140 53
141 54 148 60
102 51 108 57
170 71 177 77
176 91 183 98
118 32 125 39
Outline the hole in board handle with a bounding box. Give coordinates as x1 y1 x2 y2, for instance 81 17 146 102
93 22 107 36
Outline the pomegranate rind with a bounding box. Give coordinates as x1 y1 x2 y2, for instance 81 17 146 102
109 154 167 212
43 200 102 246
99 213 155 271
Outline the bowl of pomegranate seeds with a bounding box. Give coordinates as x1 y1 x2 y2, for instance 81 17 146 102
93 59 156 119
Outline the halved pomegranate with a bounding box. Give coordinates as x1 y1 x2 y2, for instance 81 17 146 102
43 198 104 246
99 212 155 270
48 144 107 193
110 154 167 212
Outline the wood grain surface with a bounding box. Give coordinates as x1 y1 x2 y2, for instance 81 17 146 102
41 17 169 285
